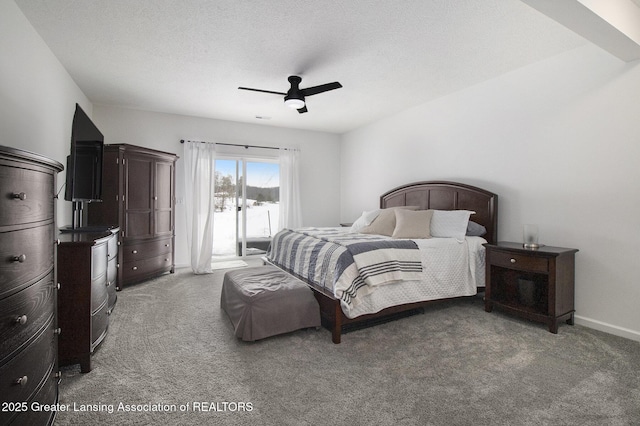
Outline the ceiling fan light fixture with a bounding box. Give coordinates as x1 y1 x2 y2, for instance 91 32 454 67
284 97 305 110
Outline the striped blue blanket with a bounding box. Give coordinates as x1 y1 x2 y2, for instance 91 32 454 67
266 228 423 308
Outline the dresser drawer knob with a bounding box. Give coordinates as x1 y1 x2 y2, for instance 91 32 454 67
165 244 169 247
510 258 516 264
132 266 138 270
132 250 138 254
12 254 27 263
15 376 28 386
15 314 28 325
54 328 62 335
106 281 111 287
12 192 27 200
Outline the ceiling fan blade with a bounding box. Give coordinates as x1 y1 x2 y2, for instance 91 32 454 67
297 106 308 114
238 87 287 96
301 82 342 97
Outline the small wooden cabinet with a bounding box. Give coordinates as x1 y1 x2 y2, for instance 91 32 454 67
57 229 118 373
88 144 177 288
484 242 578 333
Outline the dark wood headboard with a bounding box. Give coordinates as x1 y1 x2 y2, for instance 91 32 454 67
380 181 498 244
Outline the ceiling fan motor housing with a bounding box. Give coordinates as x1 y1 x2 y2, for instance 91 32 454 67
285 76 304 102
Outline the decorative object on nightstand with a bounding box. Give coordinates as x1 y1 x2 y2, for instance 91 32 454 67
523 224 542 249
483 241 578 333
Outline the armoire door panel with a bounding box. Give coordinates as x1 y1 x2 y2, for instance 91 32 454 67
155 161 173 210
125 156 153 211
126 212 153 238
155 210 172 235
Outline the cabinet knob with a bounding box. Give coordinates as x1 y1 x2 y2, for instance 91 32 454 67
15 314 28 325
165 244 169 247
54 328 62 335
15 376 28 386
132 250 138 254
12 254 27 263
12 192 27 200
132 266 138 270
106 281 111 287
57 283 61 290
510 258 516 264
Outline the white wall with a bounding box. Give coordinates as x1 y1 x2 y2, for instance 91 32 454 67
0 0 92 225
92 105 341 268
341 44 640 341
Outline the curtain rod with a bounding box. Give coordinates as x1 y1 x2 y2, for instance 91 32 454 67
180 139 287 151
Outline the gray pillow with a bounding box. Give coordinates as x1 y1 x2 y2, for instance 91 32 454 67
466 220 487 237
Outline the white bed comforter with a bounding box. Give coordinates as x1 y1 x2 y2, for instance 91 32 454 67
345 236 485 318
267 227 486 319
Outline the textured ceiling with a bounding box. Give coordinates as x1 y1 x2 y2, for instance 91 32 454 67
15 0 588 134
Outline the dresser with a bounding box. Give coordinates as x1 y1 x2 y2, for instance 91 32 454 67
88 144 177 287
484 242 578 333
0 145 63 426
57 229 118 373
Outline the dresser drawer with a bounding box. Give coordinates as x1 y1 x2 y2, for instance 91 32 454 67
107 233 118 260
0 318 56 406
0 225 54 299
91 241 108 281
90 274 108 315
0 273 54 365
91 299 109 351
490 250 549 273
107 258 117 310
123 254 172 282
2 368 58 426
123 238 172 263
107 257 117 286
0 164 54 228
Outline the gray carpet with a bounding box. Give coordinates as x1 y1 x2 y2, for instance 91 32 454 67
55 260 640 425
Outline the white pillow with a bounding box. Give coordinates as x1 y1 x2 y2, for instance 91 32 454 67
430 210 475 240
350 209 381 233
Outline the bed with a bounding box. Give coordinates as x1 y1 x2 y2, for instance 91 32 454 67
266 181 498 343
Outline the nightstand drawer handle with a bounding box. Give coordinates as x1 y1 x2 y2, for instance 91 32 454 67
510 258 516 264
12 254 27 263
15 315 27 325
15 376 28 386
12 192 27 200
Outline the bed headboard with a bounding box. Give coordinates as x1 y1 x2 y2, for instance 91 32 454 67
380 181 498 244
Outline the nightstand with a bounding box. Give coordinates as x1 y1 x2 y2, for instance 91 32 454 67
483 242 578 333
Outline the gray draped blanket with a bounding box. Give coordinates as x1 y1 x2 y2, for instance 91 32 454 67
267 228 423 308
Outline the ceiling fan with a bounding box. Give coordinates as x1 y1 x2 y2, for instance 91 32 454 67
238 76 342 114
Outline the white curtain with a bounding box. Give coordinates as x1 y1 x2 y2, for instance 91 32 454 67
183 141 216 274
278 148 302 231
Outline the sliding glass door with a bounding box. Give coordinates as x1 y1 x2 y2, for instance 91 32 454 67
212 157 279 260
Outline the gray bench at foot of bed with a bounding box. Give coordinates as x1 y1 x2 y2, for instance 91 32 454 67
220 265 321 341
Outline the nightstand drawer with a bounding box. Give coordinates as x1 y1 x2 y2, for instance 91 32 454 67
490 250 548 273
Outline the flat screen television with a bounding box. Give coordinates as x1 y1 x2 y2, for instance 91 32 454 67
64 104 104 202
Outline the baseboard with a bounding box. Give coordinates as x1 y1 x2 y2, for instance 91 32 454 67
574 315 640 342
